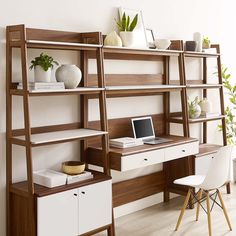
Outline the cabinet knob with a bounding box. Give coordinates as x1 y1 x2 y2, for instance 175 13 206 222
74 193 78 196
81 191 85 194
144 158 148 161
182 150 186 152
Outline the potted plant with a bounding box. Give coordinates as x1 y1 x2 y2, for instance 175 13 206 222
115 12 138 47
30 53 59 82
202 36 211 49
218 66 236 181
188 96 201 119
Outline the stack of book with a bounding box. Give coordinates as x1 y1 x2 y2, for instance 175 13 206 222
200 112 220 118
66 171 93 184
110 137 143 148
17 82 65 91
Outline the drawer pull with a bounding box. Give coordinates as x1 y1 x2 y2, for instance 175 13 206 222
144 158 148 161
74 193 78 196
182 150 186 152
81 191 85 194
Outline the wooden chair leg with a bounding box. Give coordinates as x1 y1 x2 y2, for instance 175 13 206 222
196 189 203 221
206 192 212 236
217 190 232 231
175 189 191 231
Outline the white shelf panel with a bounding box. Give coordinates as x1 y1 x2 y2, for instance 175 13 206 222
17 129 107 145
29 87 104 93
186 84 222 88
105 85 185 90
26 40 102 48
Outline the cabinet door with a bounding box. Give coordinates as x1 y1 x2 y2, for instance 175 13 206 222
78 180 112 235
37 189 78 236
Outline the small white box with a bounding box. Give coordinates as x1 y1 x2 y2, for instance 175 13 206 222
33 169 67 188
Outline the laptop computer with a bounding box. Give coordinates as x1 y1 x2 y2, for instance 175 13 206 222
131 116 171 145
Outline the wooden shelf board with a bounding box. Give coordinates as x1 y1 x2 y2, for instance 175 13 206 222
10 171 111 197
186 84 222 89
105 85 185 95
103 46 182 57
10 87 104 96
169 115 225 123
13 128 107 146
184 51 220 58
25 40 102 51
195 143 222 158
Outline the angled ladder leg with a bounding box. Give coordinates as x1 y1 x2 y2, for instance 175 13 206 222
175 189 191 231
196 189 203 221
206 192 212 236
217 190 232 231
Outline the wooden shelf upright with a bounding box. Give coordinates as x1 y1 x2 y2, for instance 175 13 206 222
6 25 114 236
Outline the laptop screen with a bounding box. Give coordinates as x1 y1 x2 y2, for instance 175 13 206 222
132 117 155 139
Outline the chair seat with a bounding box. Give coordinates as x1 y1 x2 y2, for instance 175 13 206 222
174 175 205 188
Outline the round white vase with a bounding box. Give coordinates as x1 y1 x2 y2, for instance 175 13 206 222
199 98 212 115
34 66 51 82
56 65 82 89
189 104 201 119
119 31 135 47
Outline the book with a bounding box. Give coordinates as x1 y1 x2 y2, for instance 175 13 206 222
110 137 143 148
200 112 220 118
66 171 93 184
17 82 65 90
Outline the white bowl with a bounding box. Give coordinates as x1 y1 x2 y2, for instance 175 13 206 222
154 39 171 50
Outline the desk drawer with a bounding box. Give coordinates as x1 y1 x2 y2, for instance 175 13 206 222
165 141 199 162
121 149 164 171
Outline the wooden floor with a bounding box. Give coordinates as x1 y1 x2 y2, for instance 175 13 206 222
98 183 236 236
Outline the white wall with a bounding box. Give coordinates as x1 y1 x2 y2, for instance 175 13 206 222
0 0 235 235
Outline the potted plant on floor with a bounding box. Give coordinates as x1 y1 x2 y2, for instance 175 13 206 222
115 12 138 47
30 53 59 82
218 66 236 181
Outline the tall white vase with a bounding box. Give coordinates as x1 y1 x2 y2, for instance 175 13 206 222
193 32 202 52
34 66 51 82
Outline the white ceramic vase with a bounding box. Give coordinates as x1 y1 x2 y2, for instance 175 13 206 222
199 98 212 115
189 104 201 119
56 65 82 89
34 66 51 83
119 31 135 47
104 31 122 47
193 32 202 52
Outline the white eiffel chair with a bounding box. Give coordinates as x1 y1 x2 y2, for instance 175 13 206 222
174 145 233 236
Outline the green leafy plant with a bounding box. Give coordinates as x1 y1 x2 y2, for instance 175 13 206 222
202 36 211 49
188 96 200 118
115 12 138 32
30 53 59 71
218 66 236 144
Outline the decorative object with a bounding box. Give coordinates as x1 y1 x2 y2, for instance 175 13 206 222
199 98 212 115
202 36 211 49
145 28 155 48
188 96 201 118
185 41 197 51
117 7 148 48
115 12 138 47
193 32 202 52
154 39 171 50
55 64 82 89
30 53 59 82
62 161 85 175
104 31 122 47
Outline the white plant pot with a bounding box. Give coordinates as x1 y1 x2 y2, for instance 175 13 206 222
34 66 51 83
199 98 212 115
55 64 82 89
119 31 135 47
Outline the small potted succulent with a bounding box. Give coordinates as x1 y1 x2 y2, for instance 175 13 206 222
115 12 138 47
202 36 211 49
30 53 59 82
